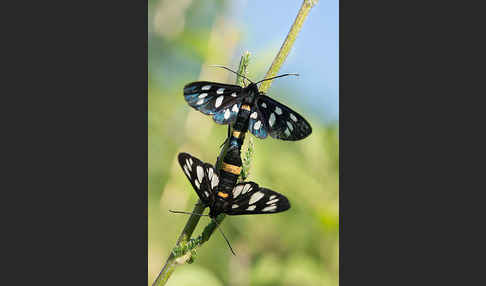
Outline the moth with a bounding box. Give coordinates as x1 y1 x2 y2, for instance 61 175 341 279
172 152 291 255
183 66 312 141
178 152 290 218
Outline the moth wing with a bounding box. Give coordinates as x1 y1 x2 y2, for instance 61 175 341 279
183 82 244 124
225 182 290 215
254 94 312 140
177 152 220 204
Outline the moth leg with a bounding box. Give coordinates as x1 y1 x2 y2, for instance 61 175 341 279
219 124 231 148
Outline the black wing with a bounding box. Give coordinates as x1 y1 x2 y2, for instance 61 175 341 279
183 81 244 124
224 182 290 215
177 152 220 205
251 94 312 141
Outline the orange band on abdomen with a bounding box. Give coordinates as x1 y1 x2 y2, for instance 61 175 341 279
221 162 242 175
241 104 251 111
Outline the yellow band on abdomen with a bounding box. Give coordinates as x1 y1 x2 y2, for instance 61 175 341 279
217 192 229 198
221 162 242 175
232 130 244 139
241 104 251 111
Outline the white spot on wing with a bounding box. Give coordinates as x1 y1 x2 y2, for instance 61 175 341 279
188 158 193 166
204 191 209 197
208 168 213 180
250 112 258 119
261 102 267 108
249 191 265 205
254 121 261 130
196 166 204 183
216 88 225 94
269 195 276 200
232 104 239 112
287 121 294 131
196 99 204 105
215 96 224 108
269 113 276 127
194 180 200 189
284 128 291 137
232 204 239 209
262 205 277 212
246 205 256 211
211 174 219 189
267 199 279 204
275 106 282 115
231 92 237 97
290 113 298 122
201 85 211 90
184 165 190 177
233 185 244 198
242 184 252 194
224 109 230 119
198 93 208 98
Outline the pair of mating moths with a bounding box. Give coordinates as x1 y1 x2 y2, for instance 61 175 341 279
175 70 312 253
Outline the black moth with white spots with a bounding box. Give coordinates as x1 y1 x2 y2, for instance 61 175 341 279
183 81 312 141
178 152 290 218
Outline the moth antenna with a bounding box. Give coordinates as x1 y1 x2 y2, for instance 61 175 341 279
169 210 209 217
212 218 236 256
207 65 253 84
256 73 299 84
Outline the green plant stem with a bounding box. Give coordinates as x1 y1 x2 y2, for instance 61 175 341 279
152 201 205 286
259 0 318 93
152 53 250 286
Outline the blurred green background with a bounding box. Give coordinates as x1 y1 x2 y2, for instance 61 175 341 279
149 1 339 285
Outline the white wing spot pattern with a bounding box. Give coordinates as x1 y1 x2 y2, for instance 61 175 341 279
254 121 261 130
246 205 256 211
215 96 224 108
287 121 294 131
269 113 276 127
184 165 190 178
242 184 252 194
211 174 219 189
262 205 277 212
290 113 298 122
267 199 279 204
249 191 265 205
275 106 282 115
196 166 204 183
233 185 244 198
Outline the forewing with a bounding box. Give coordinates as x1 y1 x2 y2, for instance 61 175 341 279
225 182 290 215
177 152 220 204
183 81 244 124
255 94 312 141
